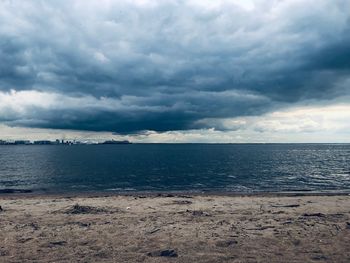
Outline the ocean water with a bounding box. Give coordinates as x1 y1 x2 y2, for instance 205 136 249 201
0 144 349 194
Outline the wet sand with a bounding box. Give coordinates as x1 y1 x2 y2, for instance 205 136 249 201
0 194 350 262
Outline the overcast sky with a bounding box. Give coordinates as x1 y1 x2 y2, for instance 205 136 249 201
0 0 349 142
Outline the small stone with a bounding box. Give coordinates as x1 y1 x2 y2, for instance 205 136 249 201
147 249 178 257
292 239 301 246
48 241 67 247
311 255 328 261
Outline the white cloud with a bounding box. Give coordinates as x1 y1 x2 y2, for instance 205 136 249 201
94 52 109 63
228 103 350 133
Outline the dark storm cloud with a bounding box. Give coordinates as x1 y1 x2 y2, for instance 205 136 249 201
0 0 350 133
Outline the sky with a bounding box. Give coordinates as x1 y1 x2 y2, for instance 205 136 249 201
0 0 349 143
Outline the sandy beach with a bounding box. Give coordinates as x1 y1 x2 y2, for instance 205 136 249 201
0 193 350 263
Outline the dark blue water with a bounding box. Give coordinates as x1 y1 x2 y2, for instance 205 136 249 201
0 144 349 194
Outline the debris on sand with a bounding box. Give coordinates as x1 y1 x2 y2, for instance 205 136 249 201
0 205 3 212
67 221 91 228
215 239 238 248
157 194 175 198
147 249 178 257
14 222 40 231
48 241 67 247
64 204 109 214
146 228 161 235
302 213 326 218
187 210 211 217
271 204 300 208
17 237 33 243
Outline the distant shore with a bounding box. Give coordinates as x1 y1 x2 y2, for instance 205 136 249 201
0 139 132 145
1 193 349 262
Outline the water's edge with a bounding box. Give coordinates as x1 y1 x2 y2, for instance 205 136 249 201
1 188 350 199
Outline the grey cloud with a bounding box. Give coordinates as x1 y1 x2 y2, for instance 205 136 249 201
0 0 350 133
0 89 269 133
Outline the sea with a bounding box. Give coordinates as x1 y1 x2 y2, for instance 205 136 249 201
0 144 349 194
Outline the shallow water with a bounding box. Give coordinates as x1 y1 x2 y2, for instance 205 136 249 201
0 144 349 193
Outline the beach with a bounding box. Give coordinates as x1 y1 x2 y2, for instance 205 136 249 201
0 193 350 263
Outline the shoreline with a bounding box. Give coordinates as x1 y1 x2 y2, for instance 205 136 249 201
1 189 350 199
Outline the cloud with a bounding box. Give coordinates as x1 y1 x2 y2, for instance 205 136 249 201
215 103 350 134
1 100 349 143
0 0 349 133
0 89 269 132
132 102 350 143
